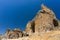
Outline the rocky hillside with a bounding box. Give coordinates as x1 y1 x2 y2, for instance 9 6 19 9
1 4 60 40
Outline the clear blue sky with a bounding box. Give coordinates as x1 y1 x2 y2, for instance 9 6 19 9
0 0 60 34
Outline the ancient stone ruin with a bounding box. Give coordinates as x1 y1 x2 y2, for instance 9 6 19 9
25 4 60 34
0 4 60 40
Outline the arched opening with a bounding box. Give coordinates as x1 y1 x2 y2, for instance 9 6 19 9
53 19 58 27
31 21 35 33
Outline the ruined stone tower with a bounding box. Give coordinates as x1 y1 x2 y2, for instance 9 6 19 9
25 4 60 35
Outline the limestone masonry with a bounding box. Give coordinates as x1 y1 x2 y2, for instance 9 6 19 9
1 4 60 40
